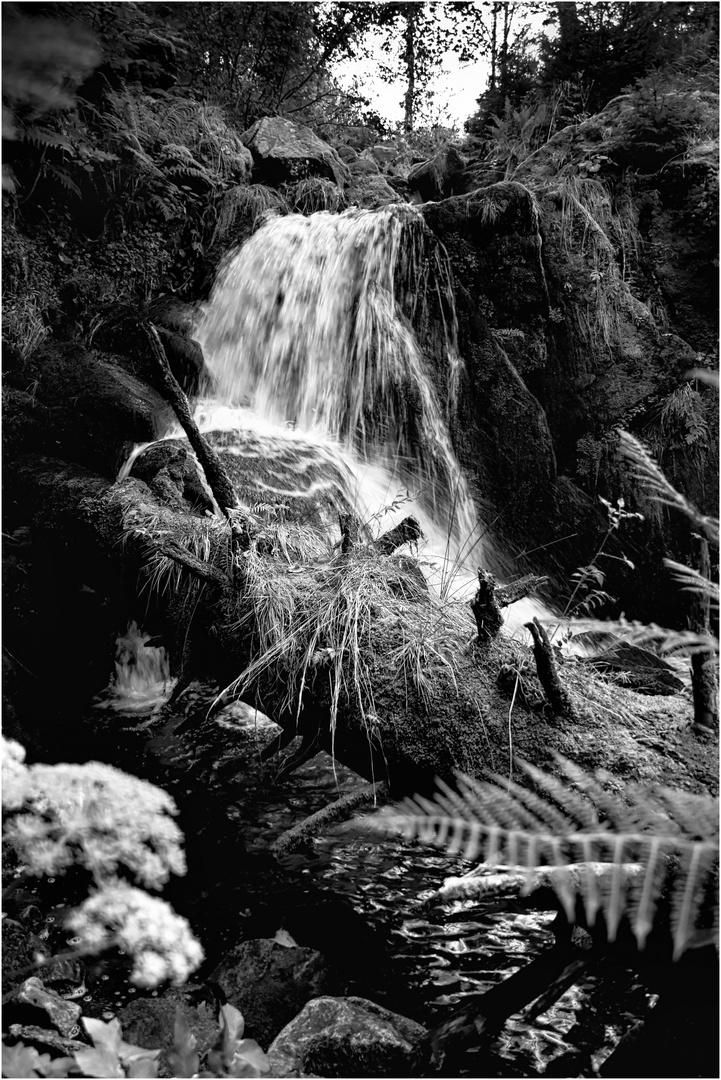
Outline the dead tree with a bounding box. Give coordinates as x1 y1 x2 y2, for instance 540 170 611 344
471 570 548 642
690 535 718 733
525 617 577 722
143 322 237 514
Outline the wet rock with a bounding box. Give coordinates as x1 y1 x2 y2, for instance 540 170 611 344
129 441 215 514
16 342 172 477
6 977 82 1037
241 117 350 189
585 642 685 695
368 145 398 166
5 1023 86 1057
1 921 48 995
154 328 209 397
347 175 401 210
118 986 220 1078
210 939 332 1050
267 996 427 1078
336 145 358 164
40 957 86 1001
349 154 380 177
407 156 444 202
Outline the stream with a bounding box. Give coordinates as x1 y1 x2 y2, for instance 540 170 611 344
72 668 655 1077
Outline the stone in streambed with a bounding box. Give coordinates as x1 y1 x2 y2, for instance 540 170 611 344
210 939 332 1050
5 977 82 1037
267 996 427 1078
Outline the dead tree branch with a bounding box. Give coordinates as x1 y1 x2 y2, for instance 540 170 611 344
143 322 237 515
525 617 577 721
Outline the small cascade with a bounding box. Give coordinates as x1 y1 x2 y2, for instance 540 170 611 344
196 205 485 590
96 622 174 713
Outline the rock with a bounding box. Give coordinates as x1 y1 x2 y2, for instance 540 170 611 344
210 939 332 1050
155 328 209 396
147 296 200 336
407 155 444 202
16 341 172 477
343 126 377 151
368 145 398 166
349 154 380 177
1 922 48 995
5 1023 86 1057
6 977 82 1037
241 117 350 189
267 996 427 1078
129 441 215 513
335 145 358 164
118 986 220 1078
586 642 685 695
408 147 469 203
346 175 401 210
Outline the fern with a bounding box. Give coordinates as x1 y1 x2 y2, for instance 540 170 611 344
363 755 719 959
619 430 719 542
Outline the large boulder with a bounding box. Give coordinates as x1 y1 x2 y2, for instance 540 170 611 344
241 117 350 189
408 147 468 203
6 342 172 477
210 938 333 1050
267 996 426 1079
118 987 220 1078
346 175 401 210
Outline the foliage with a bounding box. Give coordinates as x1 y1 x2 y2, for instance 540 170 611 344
281 177 347 215
2 738 203 990
364 754 719 959
539 2 719 119
563 495 642 618
1 1004 269 1078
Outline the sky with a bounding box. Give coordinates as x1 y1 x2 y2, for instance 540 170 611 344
332 3 551 133
335 43 490 131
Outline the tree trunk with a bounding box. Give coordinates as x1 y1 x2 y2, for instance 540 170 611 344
403 8 416 133
144 323 238 515
690 535 718 733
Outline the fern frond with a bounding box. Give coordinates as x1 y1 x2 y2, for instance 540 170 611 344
619 430 719 542
362 755 719 957
560 616 718 657
663 559 719 605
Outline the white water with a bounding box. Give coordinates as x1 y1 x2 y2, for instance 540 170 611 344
122 204 548 633
195 207 492 593
96 621 175 713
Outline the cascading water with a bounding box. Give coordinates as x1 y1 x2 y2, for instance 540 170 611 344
96 622 174 713
195 204 486 595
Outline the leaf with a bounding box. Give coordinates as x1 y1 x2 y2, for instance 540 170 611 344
125 1057 159 1079
228 1041 271 1078
167 1008 199 1079
73 1048 124 1078
2 1042 44 1078
83 1017 122 1058
272 928 298 948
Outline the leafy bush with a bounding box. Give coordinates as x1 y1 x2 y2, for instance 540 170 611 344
2 739 203 989
1 1003 270 1078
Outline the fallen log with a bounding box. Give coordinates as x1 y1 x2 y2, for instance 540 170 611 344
8 455 717 800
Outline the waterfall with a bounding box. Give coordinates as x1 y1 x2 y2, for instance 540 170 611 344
96 622 174 713
195 205 486 595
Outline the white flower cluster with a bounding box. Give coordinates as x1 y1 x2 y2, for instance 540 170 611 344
2 737 30 810
67 882 205 988
2 742 186 888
